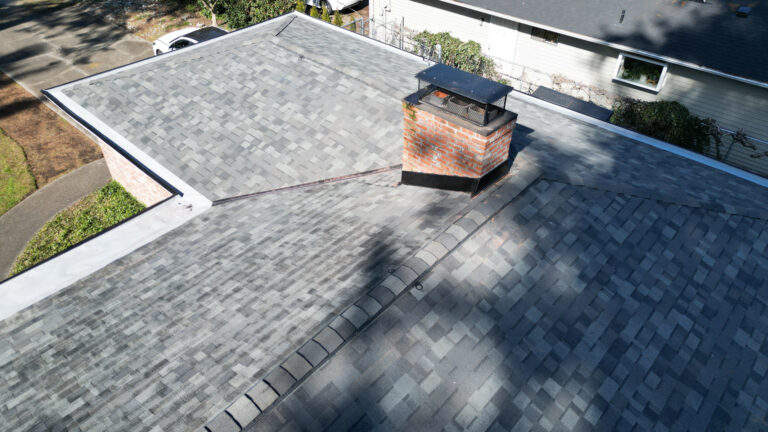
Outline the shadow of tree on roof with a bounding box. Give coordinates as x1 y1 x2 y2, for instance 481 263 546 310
247 147 768 431
596 1 767 84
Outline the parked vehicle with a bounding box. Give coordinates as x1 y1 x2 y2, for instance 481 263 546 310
152 27 228 55
306 0 361 12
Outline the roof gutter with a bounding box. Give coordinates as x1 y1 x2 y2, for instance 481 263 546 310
435 0 768 90
42 89 183 197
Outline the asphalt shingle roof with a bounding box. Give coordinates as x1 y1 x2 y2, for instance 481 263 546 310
3 13 768 432
0 171 475 431
61 16 428 201
448 0 768 84
253 177 768 431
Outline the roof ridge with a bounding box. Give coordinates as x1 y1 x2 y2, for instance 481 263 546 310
203 160 544 431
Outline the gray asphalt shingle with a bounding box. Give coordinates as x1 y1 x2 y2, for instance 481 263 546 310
0 172 473 431
251 178 768 431
4 12 768 432
60 15 428 201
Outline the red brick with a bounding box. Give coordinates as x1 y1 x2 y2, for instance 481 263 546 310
97 140 172 206
402 105 515 178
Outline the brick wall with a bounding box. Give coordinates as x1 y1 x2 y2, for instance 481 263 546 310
403 103 516 178
97 140 173 206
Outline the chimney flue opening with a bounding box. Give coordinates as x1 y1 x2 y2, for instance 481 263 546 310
413 64 512 126
417 81 506 126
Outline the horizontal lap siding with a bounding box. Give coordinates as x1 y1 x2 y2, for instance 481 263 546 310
377 0 491 46
513 24 768 141
385 0 768 142
514 25 653 100
661 68 768 142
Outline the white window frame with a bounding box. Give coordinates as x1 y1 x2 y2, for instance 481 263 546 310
613 52 669 92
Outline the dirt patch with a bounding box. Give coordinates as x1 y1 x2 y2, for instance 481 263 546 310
0 73 101 186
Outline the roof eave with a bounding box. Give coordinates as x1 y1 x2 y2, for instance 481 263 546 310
434 0 768 90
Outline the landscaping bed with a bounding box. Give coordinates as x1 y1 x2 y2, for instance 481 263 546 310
11 181 145 276
0 128 36 217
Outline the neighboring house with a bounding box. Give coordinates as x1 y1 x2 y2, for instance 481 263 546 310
368 0 768 145
2 12 768 432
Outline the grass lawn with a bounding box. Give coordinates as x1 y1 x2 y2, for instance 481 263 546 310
0 128 36 217
11 181 145 276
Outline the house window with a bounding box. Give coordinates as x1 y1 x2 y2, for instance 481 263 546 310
530 27 559 44
613 53 668 92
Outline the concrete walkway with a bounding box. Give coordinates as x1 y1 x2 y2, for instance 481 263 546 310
0 0 146 278
0 0 152 95
0 159 110 279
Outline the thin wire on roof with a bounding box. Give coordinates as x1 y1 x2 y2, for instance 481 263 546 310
275 16 297 36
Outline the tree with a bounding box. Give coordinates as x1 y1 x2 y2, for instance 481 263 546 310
309 6 319 17
412 31 497 78
333 10 342 26
321 4 331 22
222 0 293 28
198 0 221 27
296 0 305 13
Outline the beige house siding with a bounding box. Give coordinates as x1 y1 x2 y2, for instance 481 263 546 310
375 1 768 143
512 24 768 141
370 0 490 46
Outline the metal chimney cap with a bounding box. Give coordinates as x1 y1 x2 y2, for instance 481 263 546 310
415 64 512 104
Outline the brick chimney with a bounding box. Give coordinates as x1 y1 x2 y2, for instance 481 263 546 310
402 64 517 195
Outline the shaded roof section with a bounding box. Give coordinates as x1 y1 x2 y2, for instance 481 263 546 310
58 15 429 200
0 171 473 431
416 63 512 103
3 92 768 430
251 176 768 431
447 0 768 84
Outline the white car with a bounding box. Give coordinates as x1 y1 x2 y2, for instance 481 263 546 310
307 0 361 12
152 26 228 56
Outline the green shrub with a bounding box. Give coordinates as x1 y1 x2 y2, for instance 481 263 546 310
348 19 356 32
295 0 305 13
221 0 293 29
309 6 319 17
412 31 497 79
610 100 709 153
11 181 145 276
620 57 661 86
333 10 342 26
321 4 331 21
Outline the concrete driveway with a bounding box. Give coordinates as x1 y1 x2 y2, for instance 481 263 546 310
0 0 152 94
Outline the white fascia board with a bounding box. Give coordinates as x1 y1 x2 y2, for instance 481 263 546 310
0 90 213 322
0 196 209 322
45 90 211 207
433 0 768 90
510 91 768 190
